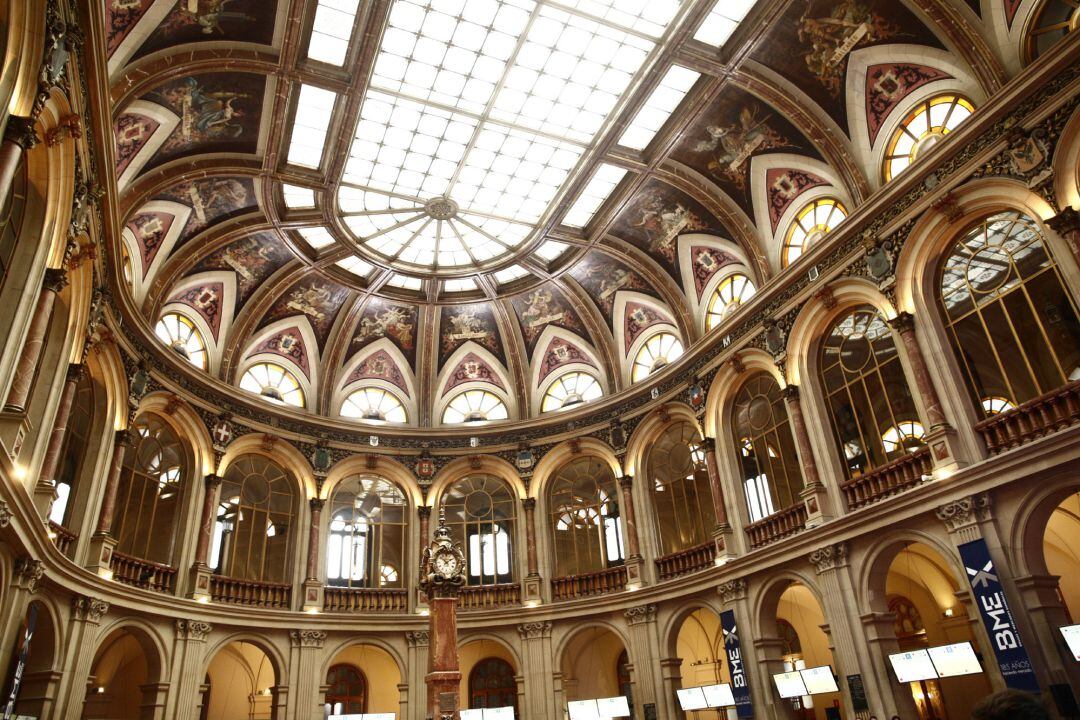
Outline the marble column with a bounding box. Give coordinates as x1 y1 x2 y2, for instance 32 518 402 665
617 475 646 588
418 505 431 546
780 385 830 523
522 498 542 603
87 429 137 576
189 475 222 600
302 499 325 611
4 268 68 413
700 437 736 561
34 363 85 517
1047 206 1080 266
0 116 38 203
518 622 556 718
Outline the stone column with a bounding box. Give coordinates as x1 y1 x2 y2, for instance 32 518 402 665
139 682 169 719
0 116 38 203
302 499 325 611
405 631 430 718
888 312 967 472
781 385 830 524
415 507 432 613
700 437 736 562
1047 206 1080 265
521 498 542 604
190 474 222 600
288 630 327 720
624 604 671 718
397 682 409 720
87 429 137 577
861 612 920 720
170 621 213 720
659 657 683 716
418 505 431 546
518 622 556 718
1012 574 1080 690
4 268 68 413
718 579 773 720
617 475 646 588
34 363 85 517
58 596 110 720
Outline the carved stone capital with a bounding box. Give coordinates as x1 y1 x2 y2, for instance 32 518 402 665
72 595 109 623
14 557 44 592
699 436 716 453
3 116 39 150
66 362 86 384
290 629 327 648
1048 207 1080 238
718 578 747 604
808 542 848 574
886 311 916 334
309 498 326 513
0 500 10 528
417 506 432 519
617 475 633 491
517 621 552 640
176 619 212 642
624 604 657 626
935 493 991 533
114 428 138 449
521 497 536 512
405 630 430 647
780 384 800 402
42 267 68 294
204 473 222 490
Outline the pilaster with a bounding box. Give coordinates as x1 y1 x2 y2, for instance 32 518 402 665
405 630 430 718
517 621 556 718
59 595 110 720
168 620 212 720
623 604 670 718
289 629 327 720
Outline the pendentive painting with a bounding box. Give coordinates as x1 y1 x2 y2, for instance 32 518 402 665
439 304 505 368
192 232 293 312
262 276 351 349
509 283 586 355
568 250 658 324
156 176 258 245
132 0 279 61
350 298 420 366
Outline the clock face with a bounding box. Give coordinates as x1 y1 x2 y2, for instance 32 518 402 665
434 553 457 576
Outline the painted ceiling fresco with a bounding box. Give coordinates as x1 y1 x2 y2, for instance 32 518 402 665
191 232 293 312
439 304 506 369
344 349 411 397
568 251 663 325
260 276 351 350
105 0 156 57
537 337 598 385
348 298 420 367
131 0 278 61
688 245 743 300
509 284 587 356
168 280 225 339
155 176 257 247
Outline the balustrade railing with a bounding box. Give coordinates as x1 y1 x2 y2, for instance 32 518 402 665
551 565 628 600
975 382 1080 454
458 583 521 610
840 448 933 509
109 551 177 594
656 541 716 580
745 503 808 549
47 521 76 556
209 575 291 609
323 586 407 612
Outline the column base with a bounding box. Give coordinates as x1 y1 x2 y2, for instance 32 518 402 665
301 579 323 612
924 424 968 478
32 479 57 520
0 409 32 465
189 563 214 602
86 533 117 579
712 524 737 565
800 484 832 528
523 573 543 606
624 555 646 589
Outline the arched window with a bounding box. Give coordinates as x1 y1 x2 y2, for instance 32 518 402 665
113 414 186 565
442 476 516 585
51 371 95 531
340 386 408 423
883 94 974 181
325 664 367 715
210 455 297 583
646 422 715 555
706 274 756 330
631 332 683 382
939 211 1080 416
549 457 624 577
820 307 925 477
731 372 803 523
1024 0 1078 62
155 313 208 369
541 371 603 413
0 153 28 292
468 658 517 712
327 476 407 588
442 389 508 425
783 198 847 267
239 362 305 407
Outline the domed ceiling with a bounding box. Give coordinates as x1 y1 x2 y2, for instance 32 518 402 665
99 0 1026 427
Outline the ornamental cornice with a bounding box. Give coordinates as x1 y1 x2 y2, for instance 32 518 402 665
72 595 109 623
624 604 657 626
808 542 849 574
718 579 747 604
517 621 552 640
935 493 992 533
290 629 327 648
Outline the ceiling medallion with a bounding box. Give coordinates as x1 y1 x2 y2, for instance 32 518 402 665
424 197 459 221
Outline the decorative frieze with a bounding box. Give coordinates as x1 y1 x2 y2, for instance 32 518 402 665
624 604 657 626
808 543 849 574
72 595 109 623
935 493 991 533
290 629 327 648
517 621 552 640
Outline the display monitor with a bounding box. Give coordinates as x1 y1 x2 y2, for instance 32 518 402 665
365 716 395 720
928 642 983 678
676 687 709 710
888 649 938 683
800 666 839 694
702 683 736 707
773 671 809 699
459 712 484 720
1061 624 1080 661
596 696 630 717
568 700 601 720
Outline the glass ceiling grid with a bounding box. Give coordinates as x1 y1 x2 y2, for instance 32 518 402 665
335 0 690 275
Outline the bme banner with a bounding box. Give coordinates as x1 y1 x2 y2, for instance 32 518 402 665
720 610 753 718
957 538 1040 693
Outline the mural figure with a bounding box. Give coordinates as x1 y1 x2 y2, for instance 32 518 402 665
694 106 789 188
632 198 708 261
798 0 899 96
285 283 334 322
161 0 257 35
220 238 276 285
355 306 416 350
446 307 491 343
520 289 566 329
161 177 252 238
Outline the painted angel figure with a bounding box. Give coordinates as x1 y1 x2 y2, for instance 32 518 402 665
696 107 771 174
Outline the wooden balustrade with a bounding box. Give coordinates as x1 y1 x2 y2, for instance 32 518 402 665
745 503 808 549
458 583 522 610
551 565 628 601
209 575 292 609
840 448 933 509
323 586 408 612
975 382 1080 455
656 541 716 580
47 521 76 556
109 551 177 594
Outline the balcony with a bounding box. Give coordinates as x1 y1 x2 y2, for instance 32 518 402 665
210 575 291 609
656 541 716 580
109 551 177 594
323 586 408 613
976 382 1080 454
745 504 808 549
551 566 628 601
47 521 76 557
458 583 522 610
840 448 933 510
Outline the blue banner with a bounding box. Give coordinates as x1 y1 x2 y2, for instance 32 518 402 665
957 538 1040 692
721 609 754 718
2 603 36 720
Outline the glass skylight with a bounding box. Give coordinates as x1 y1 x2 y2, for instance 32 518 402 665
288 85 337 168
282 184 316 208
336 255 375 277
618 65 699 150
298 227 335 250
385 273 423 290
444 277 478 292
536 240 569 260
493 265 528 284
693 0 756 47
308 0 361 66
336 0 676 275
562 163 627 228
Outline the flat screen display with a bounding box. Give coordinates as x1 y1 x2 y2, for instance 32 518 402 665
702 683 736 707
365 716 396 720
568 700 601 720
1062 624 1080 661
676 687 709 710
773 671 809 699
596 696 630 717
800 666 839 694
928 642 983 678
889 649 938 682
459 712 484 720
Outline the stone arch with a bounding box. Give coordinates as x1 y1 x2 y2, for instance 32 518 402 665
661 597 725 659
428 454 526 507
135 391 215 476
219 432 316 498
529 325 607 417
530 437 622 501
234 315 321 408
433 341 517 426
334 337 418 424
202 632 288 687
320 637 407 681
320 454 422 508
751 570 828 639
623 402 700 479
158 270 238 374
1012 472 1080 579
703 348 783 440
615 291 681 386
857 529 967 616
459 632 523 671
1053 103 1080 210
